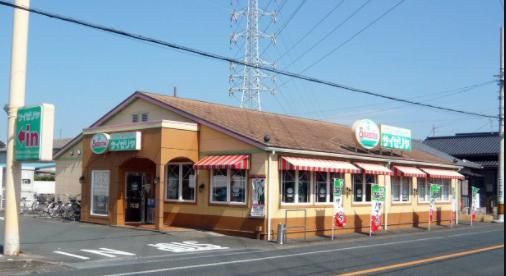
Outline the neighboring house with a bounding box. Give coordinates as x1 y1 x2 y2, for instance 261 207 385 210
0 140 63 209
54 138 83 201
424 132 500 214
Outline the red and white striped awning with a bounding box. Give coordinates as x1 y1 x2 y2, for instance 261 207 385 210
421 168 464 180
354 163 392 175
393 166 427 178
280 157 361 174
194 155 249 170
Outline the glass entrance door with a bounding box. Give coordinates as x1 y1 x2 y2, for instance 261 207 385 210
125 173 144 222
125 172 155 224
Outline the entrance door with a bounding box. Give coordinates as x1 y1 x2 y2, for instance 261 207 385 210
125 173 144 222
125 172 155 224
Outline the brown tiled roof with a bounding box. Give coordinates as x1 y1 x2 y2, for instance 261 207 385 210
139 92 451 166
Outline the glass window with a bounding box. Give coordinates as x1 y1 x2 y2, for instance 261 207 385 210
298 171 310 203
210 168 247 204
282 171 296 203
353 174 377 203
132 114 139 123
353 174 364 202
429 178 451 201
141 113 149 122
230 169 246 203
212 169 228 202
91 170 110 216
418 178 429 202
167 165 179 200
392 177 401 202
315 172 328 203
392 176 411 202
166 164 195 201
182 165 195 201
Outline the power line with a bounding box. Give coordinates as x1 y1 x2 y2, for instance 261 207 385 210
283 0 372 70
275 0 345 63
0 0 498 120
299 0 406 74
261 0 307 55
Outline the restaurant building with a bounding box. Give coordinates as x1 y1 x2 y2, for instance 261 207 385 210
56 91 464 239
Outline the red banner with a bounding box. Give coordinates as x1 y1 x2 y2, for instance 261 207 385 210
335 210 347 228
370 214 382 233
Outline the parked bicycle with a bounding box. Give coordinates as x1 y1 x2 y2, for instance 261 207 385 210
62 196 81 221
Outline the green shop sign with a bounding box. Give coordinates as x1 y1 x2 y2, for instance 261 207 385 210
371 184 385 202
430 184 441 200
90 131 142 154
380 124 412 151
333 178 344 197
110 132 142 151
15 104 55 161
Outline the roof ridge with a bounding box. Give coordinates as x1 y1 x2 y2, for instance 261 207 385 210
138 91 352 129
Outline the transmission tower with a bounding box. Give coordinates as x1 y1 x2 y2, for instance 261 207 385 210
229 0 277 111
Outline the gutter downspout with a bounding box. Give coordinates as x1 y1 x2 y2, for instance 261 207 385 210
267 151 273 241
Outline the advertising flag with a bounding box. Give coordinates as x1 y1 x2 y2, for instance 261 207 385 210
471 187 480 224
333 178 346 227
370 184 385 234
429 184 441 224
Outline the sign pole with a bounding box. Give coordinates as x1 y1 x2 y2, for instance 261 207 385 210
497 26 504 223
3 0 30 256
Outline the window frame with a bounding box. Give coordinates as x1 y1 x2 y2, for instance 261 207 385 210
141 112 149 122
314 172 344 204
165 162 196 203
131 114 139 123
391 176 412 203
210 168 248 205
427 178 452 202
90 170 110 217
417 177 430 203
353 173 378 204
281 170 312 205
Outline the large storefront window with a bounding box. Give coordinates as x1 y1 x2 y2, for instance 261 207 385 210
353 174 376 203
392 176 411 202
418 178 429 202
91 170 110 216
315 172 343 203
211 169 247 204
282 170 310 204
166 163 195 202
282 171 296 203
428 178 452 201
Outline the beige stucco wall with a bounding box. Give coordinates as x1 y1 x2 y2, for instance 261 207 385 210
104 98 192 125
55 141 83 200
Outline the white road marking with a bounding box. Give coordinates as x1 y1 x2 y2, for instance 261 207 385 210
81 248 136 258
147 241 229 253
53 251 90 260
448 229 503 238
104 236 445 276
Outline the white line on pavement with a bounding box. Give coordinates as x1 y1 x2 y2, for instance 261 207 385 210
448 229 503 238
103 237 444 276
54 251 90 260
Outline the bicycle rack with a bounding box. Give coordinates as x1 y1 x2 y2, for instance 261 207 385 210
284 209 307 241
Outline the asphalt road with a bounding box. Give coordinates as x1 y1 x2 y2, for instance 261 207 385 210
0 215 504 275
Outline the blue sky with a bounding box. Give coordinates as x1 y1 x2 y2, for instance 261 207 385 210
0 0 504 142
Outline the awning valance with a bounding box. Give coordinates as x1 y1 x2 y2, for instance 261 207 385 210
354 163 392 175
194 155 249 170
421 168 464 180
393 166 427 178
280 157 361 174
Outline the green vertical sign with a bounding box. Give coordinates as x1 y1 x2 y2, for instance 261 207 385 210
333 178 344 198
371 184 385 202
430 184 441 200
16 106 42 160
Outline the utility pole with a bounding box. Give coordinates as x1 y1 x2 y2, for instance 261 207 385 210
497 27 504 223
229 0 277 111
3 0 30 256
